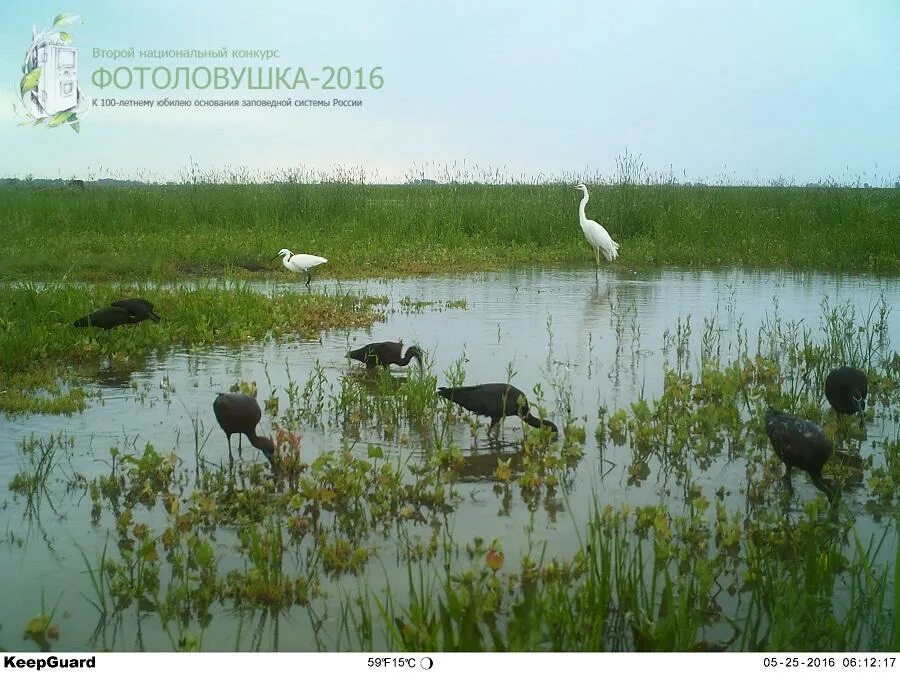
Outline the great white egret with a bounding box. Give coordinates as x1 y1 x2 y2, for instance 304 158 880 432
212 392 276 467
573 183 619 276
348 340 424 369
274 249 328 287
824 366 868 427
764 408 836 501
437 383 558 439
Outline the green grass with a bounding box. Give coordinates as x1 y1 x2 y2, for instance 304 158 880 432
0 182 897 280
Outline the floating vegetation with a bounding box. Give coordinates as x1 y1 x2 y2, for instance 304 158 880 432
398 296 468 313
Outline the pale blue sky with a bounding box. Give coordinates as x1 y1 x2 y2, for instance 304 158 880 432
1 0 898 183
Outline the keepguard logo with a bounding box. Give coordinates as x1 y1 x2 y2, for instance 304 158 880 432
15 13 91 131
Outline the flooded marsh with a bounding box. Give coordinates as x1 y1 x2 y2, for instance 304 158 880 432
1 268 899 651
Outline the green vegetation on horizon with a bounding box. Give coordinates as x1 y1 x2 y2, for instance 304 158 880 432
1 181 897 280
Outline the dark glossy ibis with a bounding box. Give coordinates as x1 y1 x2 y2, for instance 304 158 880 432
110 298 161 322
73 306 142 330
348 341 423 369
212 393 276 467
825 366 868 426
764 408 836 502
437 383 558 438
73 297 161 329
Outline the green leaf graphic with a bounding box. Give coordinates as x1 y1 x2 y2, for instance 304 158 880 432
20 67 41 96
47 110 74 128
53 13 81 27
71 121 80 133
59 32 73 43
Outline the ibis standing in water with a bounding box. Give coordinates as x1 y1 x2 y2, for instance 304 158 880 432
73 297 162 329
212 393 276 468
348 340 424 370
274 248 328 287
573 183 620 277
764 408 836 502
825 366 868 427
437 383 558 440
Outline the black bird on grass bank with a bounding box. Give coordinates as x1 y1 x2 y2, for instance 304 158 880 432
111 298 161 322
212 392 276 467
348 340 424 370
73 297 161 329
825 366 868 427
73 306 142 330
437 383 558 439
764 407 836 502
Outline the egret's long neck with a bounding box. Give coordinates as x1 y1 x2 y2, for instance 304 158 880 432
578 191 590 226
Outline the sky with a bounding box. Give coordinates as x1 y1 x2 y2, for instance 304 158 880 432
0 0 898 184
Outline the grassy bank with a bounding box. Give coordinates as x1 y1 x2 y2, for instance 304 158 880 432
0 182 898 280
0 283 386 414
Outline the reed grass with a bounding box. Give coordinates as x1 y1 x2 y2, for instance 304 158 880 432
1 181 897 280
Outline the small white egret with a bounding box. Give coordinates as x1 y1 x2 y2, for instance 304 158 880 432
274 248 328 287
573 183 619 276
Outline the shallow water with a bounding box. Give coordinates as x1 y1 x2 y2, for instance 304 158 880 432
1 267 898 651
